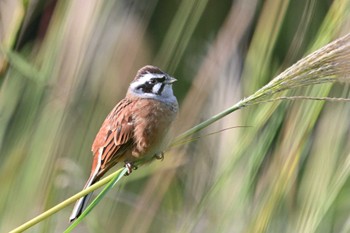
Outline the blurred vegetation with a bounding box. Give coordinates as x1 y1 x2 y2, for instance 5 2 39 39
1 0 350 232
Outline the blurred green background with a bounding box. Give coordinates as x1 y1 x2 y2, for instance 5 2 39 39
1 0 350 232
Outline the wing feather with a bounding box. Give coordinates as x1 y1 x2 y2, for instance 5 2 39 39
91 98 134 177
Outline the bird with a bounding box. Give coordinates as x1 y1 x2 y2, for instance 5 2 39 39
69 65 178 222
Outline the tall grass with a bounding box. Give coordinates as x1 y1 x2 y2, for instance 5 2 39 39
1 0 350 233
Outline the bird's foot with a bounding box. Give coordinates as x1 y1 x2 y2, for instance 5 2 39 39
154 152 164 161
124 162 138 176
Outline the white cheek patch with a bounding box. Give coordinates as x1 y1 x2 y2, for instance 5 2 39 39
152 83 163 94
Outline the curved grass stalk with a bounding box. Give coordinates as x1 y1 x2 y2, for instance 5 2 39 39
9 168 126 233
176 32 350 141
64 168 128 232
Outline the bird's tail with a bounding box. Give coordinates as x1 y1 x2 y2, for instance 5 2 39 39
69 172 99 222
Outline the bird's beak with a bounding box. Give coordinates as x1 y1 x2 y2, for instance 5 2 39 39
166 77 177 84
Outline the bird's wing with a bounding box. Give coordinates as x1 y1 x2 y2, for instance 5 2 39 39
91 98 134 177
70 99 135 222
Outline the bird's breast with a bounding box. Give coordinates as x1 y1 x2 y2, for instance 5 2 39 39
131 98 177 158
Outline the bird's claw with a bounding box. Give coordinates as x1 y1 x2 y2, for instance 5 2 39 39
124 162 138 176
154 152 164 161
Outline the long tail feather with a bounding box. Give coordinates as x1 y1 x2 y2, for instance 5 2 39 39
69 173 99 222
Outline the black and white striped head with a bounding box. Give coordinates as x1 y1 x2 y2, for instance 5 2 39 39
129 65 177 103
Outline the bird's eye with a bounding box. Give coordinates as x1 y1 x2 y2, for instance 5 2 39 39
149 79 157 84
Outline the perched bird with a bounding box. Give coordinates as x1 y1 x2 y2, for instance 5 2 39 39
69 65 178 222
